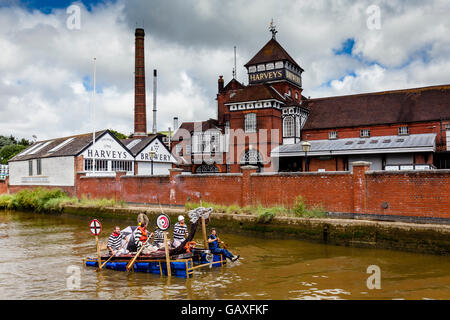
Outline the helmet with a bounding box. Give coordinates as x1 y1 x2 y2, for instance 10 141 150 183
178 215 185 222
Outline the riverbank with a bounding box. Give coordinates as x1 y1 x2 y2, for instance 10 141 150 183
62 204 450 256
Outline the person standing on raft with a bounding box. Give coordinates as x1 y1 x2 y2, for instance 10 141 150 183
134 214 156 254
172 215 188 248
208 228 239 262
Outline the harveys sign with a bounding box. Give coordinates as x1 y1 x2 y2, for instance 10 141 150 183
249 68 302 86
82 133 132 160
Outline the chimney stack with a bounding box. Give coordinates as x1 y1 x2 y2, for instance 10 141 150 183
218 75 224 93
152 69 157 134
173 117 179 131
134 28 147 137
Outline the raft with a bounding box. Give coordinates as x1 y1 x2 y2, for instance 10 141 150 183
83 207 227 278
83 250 225 278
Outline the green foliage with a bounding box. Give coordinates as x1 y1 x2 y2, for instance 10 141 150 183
185 196 326 220
0 144 27 164
0 194 14 209
0 188 126 213
109 129 128 140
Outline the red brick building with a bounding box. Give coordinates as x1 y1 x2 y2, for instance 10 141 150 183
172 30 450 173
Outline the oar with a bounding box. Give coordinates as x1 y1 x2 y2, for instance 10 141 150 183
126 234 153 272
96 238 129 272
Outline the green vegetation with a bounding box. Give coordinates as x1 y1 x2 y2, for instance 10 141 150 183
0 134 31 164
0 188 126 213
185 196 326 222
109 129 129 140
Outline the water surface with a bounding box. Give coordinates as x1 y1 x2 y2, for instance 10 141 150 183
0 210 449 300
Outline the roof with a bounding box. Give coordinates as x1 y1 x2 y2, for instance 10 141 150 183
304 85 450 130
271 133 436 157
121 134 159 156
223 78 245 92
176 119 220 134
10 130 109 162
225 83 285 104
244 38 303 71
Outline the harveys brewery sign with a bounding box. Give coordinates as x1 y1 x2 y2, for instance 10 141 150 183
249 68 302 87
136 139 176 163
82 133 133 160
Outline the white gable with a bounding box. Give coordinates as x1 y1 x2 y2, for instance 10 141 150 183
81 132 132 160
137 139 175 163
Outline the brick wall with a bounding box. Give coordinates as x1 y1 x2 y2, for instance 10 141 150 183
71 164 450 220
0 178 8 194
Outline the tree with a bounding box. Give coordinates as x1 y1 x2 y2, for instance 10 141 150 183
0 144 27 164
109 129 128 140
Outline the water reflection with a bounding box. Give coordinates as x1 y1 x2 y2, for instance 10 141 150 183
0 210 449 300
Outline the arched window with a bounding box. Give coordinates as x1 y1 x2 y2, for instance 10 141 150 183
240 149 263 165
195 164 219 174
283 116 294 137
244 113 257 133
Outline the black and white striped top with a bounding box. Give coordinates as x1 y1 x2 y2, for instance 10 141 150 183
107 232 124 251
153 228 164 245
173 222 188 241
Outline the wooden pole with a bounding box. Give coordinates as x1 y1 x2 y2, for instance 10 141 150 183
164 231 171 277
95 235 102 269
201 217 208 249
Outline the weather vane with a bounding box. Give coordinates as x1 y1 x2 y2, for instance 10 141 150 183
269 19 277 39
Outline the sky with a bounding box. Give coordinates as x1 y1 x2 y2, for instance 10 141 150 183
0 0 449 141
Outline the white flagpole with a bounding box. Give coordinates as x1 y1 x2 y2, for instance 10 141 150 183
92 57 96 174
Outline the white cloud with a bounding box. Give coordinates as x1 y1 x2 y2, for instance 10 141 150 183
0 0 448 141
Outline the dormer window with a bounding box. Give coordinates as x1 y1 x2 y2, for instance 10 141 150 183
398 126 409 135
328 131 338 140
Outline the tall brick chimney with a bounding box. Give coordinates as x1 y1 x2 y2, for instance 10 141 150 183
134 28 147 137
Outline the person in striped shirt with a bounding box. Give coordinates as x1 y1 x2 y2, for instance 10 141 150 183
107 226 126 256
152 227 165 248
134 220 156 254
172 215 188 248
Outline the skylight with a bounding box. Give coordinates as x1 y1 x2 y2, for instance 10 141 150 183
48 138 75 153
28 141 52 154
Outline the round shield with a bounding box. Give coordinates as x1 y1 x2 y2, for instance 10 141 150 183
89 219 102 236
156 214 171 231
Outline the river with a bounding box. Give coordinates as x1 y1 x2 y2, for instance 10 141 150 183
0 210 449 300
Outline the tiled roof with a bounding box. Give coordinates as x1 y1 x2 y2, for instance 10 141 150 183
10 130 108 162
121 134 159 156
244 38 303 71
304 85 450 130
225 84 285 104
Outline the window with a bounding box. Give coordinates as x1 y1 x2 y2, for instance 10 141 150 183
240 149 263 165
245 113 257 133
398 126 409 135
36 159 42 175
296 117 301 136
175 144 183 156
295 92 299 100
287 89 291 96
111 160 133 172
328 131 338 139
225 121 230 134
283 116 295 137
28 160 33 176
95 159 108 171
84 159 93 171
360 129 370 138
84 159 108 171
445 124 450 130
